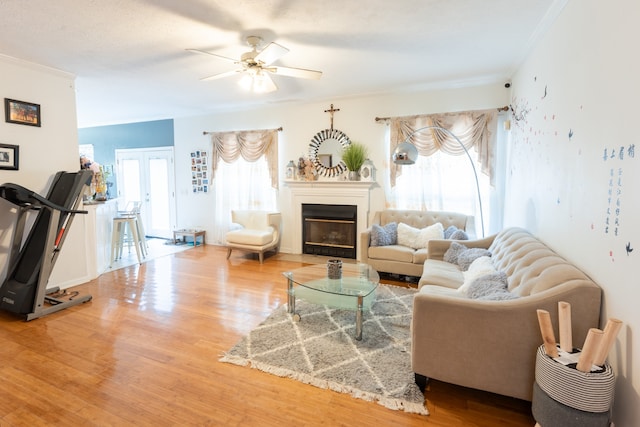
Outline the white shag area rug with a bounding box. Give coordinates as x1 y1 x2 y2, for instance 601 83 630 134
220 284 427 415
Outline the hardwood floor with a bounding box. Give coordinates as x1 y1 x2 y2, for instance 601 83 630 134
0 245 535 426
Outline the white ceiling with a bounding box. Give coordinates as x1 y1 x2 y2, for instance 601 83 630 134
0 0 561 128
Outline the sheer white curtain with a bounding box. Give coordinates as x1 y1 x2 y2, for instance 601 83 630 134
208 128 279 245
384 110 497 235
387 149 491 234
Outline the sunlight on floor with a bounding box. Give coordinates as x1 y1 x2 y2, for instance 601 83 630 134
106 238 193 272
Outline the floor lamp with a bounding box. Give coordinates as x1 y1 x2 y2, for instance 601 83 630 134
392 126 485 237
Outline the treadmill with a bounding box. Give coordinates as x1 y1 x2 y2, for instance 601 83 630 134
0 170 93 320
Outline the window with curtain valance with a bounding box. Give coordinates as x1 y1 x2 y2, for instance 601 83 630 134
209 127 279 189
388 109 497 187
207 127 280 245
383 109 499 234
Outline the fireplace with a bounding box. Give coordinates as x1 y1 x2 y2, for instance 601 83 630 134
302 204 357 259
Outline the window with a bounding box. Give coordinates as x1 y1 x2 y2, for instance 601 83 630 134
207 128 280 244
390 149 490 234
211 156 278 244
384 110 501 236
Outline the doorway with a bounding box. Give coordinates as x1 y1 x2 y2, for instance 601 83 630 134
115 147 176 239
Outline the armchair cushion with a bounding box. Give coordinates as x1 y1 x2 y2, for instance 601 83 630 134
226 228 274 246
225 210 281 263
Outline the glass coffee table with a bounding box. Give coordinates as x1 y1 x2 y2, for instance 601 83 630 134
283 263 379 340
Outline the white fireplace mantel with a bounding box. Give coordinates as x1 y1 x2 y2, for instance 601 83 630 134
285 180 374 258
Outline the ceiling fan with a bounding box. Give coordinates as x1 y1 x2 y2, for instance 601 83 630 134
187 36 322 93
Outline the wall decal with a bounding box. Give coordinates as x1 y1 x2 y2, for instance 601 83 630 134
602 144 634 237
510 100 530 123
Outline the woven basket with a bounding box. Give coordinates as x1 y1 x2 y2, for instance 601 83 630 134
534 345 615 413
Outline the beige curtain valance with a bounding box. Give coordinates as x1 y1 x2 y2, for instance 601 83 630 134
208 128 279 189
387 110 497 187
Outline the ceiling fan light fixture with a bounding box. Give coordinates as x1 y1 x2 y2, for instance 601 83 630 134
190 35 321 92
238 73 253 90
253 73 269 93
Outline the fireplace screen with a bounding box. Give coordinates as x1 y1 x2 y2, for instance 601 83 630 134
302 204 357 259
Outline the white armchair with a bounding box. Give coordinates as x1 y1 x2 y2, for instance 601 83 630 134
225 210 282 263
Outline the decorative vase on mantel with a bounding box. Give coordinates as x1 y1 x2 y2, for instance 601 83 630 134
342 141 368 182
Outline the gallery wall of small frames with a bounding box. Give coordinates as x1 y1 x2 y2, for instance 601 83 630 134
190 150 209 193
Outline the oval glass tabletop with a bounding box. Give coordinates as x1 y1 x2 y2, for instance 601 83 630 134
283 263 379 297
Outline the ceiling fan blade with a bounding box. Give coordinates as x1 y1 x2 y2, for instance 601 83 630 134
255 42 289 66
200 69 241 81
271 66 323 80
186 48 237 63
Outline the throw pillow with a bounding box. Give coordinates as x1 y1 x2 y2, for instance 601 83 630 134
370 222 397 246
444 225 458 239
457 247 492 271
444 241 467 264
476 292 519 301
457 256 496 294
466 271 508 299
444 242 491 269
397 222 444 250
450 229 469 240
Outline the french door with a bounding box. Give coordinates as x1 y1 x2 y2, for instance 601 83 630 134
115 147 176 239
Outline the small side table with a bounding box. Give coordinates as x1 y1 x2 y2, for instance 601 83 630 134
173 229 206 246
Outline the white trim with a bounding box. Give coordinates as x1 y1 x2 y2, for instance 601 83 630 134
285 181 374 259
0 53 76 79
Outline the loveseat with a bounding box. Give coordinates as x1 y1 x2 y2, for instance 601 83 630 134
360 209 475 277
412 227 602 401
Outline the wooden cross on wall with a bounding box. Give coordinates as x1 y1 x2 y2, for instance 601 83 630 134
324 104 340 130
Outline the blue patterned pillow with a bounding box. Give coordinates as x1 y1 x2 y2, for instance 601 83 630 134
444 225 469 240
444 225 458 239
450 229 469 240
370 222 397 246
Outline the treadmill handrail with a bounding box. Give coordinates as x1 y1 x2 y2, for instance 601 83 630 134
0 183 87 214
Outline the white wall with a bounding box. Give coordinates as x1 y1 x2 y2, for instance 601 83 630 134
0 55 89 289
506 0 640 424
173 83 509 253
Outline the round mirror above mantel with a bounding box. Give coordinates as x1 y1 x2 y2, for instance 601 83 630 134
308 128 350 178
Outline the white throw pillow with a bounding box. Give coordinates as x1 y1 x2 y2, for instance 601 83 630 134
457 256 496 295
397 222 444 250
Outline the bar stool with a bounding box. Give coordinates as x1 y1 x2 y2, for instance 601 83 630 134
119 201 148 255
111 202 146 265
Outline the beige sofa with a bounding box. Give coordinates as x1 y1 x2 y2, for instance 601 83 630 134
412 227 602 401
360 209 475 276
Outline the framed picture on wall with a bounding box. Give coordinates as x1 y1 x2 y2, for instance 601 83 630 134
4 98 41 127
0 143 19 170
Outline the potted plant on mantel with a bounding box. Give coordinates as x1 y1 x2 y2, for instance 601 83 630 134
342 142 368 181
